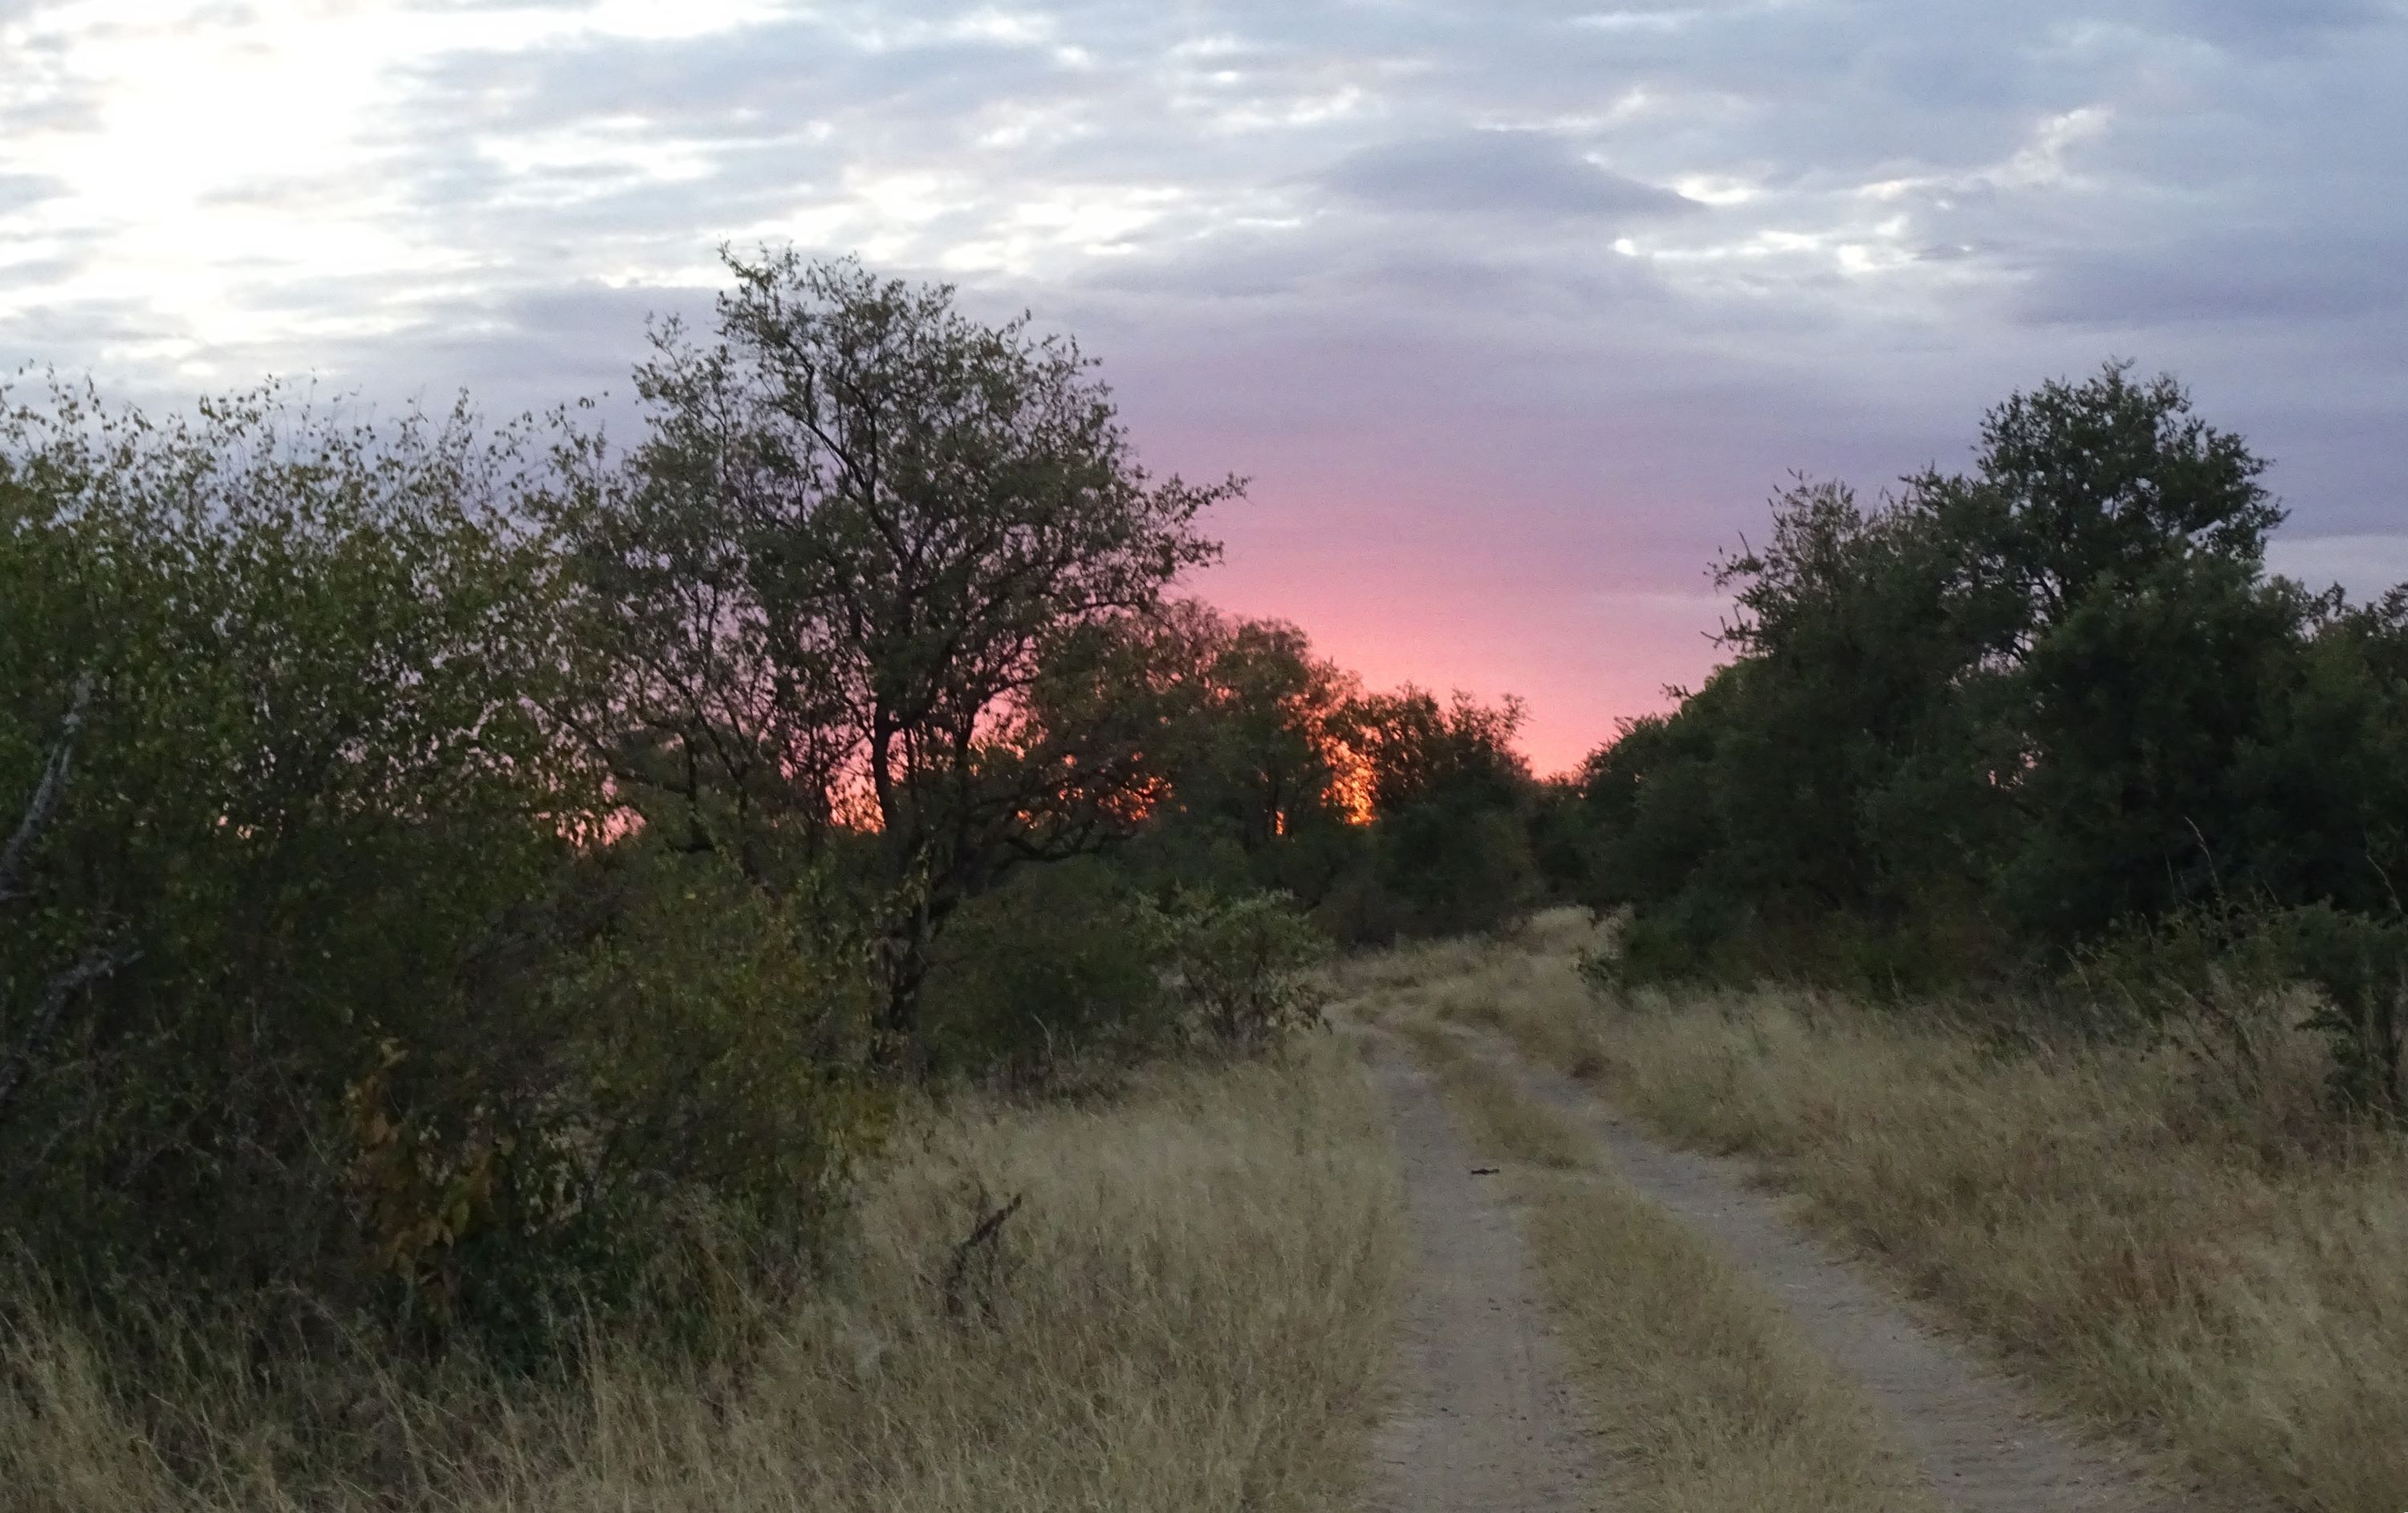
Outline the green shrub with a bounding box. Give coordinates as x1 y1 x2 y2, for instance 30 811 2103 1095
1375 801 1539 937
2264 904 2408 1116
377 848 889 1356
2072 901 2408 1118
920 858 1175 1080
1147 888 1329 1051
0 382 886 1356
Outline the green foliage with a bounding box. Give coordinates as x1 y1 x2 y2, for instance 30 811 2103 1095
1106 608 1548 947
2271 905 2408 1116
1570 360 2408 1116
1135 606 1362 868
546 249 1235 1068
2075 901 2408 1118
1145 886 1331 1051
922 862 1331 1079
435 848 886 1351
1 380 588 1311
0 379 883 1356
1316 686 1544 942
921 857 1175 1079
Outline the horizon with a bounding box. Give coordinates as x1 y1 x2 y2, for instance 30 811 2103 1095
6 0 2405 774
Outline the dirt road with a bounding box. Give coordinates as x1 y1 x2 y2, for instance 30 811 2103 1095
1365 1027 2189 1512
1363 1041 1603 1511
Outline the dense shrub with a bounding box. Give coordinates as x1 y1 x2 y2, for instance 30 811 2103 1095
1147 887 1330 1050
0 383 884 1352
920 858 1176 1079
2076 902 2408 1118
1564 365 2408 1080
922 864 1332 1079
2 384 583 1315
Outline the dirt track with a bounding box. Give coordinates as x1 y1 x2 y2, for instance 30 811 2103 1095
1364 1041 1602 1511
1365 1027 2190 1512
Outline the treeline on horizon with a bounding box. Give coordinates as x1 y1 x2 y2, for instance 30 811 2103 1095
1559 362 2408 1117
0 249 1559 1355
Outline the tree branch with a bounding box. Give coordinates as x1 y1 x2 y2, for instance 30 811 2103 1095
0 942 136 1124
0 673 93 905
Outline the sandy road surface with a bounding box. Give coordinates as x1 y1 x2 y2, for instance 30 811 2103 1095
1362 1040 1605 1511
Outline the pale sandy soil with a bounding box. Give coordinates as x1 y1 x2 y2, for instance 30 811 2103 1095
1363 1039 1605 1511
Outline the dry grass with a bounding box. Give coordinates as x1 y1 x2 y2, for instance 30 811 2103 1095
1422 919 2408 1513
1393 1019 1592 1169
1397 1016 1937 1513
0 1039 1404 1513
1327 909 1605 1071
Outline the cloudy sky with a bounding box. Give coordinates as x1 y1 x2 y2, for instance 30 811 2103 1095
4 0 2404 769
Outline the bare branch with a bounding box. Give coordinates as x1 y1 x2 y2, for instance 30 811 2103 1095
0 942 136 1124
0 673 93 905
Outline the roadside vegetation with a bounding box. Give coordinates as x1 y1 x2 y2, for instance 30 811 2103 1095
0 249 1522 1507
1558 363 2408 1118
3 1039 1401 1511
1507 364 2408 1508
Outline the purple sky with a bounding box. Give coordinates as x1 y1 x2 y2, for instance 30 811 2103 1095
6 0 2405 771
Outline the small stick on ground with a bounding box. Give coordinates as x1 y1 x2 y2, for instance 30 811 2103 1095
942 1191 1024 1324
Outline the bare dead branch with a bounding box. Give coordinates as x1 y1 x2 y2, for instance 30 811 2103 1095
0 673 92 905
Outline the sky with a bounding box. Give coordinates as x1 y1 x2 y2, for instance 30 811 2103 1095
3 0 2404 773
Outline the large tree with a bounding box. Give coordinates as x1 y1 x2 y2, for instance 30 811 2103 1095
1579 363 2311 981
551 250 1234 1067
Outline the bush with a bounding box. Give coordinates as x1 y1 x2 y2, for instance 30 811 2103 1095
2264 904 2408 1116
921 859 1177 1080
396 848 887 1356
1375 801 1540 937
2 384 585 1325
0 382 886 1356
2072 901 2408 1119
1148 888 1330 1051
923 868 1330 1077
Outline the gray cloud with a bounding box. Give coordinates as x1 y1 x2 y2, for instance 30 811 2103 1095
0 173 63 214
2019 231 2408 326
2154 0 2404 50
1320 131 1702 219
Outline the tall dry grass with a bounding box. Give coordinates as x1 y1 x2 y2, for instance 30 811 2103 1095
1429 913 2408 1513
1 1039 1403 1513
1393 1021 1937 1513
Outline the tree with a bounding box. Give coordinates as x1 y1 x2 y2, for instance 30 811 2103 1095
1108 604 1369 901
0 673 133 1122
1583 363 2304 983
1331 687 1537 937
1907 361 2282 654
551 250 1235 1068
1923 366 2296 943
